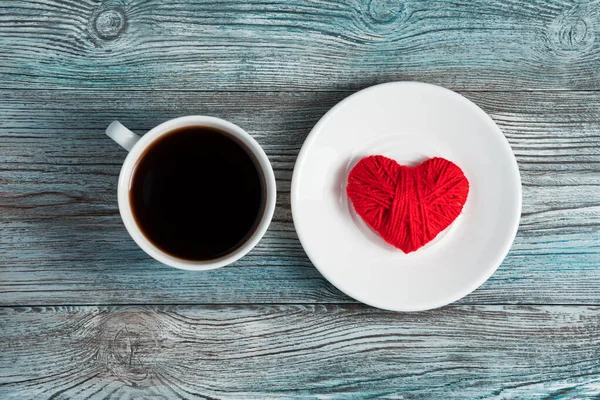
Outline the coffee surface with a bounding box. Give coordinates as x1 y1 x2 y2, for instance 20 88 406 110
130 126 265 260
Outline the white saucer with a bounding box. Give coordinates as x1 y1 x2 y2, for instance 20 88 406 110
291 82 521 311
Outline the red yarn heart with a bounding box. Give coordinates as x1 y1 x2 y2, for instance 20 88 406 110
347 156 469 253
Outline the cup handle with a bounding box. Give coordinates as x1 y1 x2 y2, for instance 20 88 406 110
106 121 141 152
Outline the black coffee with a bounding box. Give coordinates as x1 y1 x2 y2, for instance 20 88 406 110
130 126 265 261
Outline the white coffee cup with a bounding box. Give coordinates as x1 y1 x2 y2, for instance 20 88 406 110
106 116 276 271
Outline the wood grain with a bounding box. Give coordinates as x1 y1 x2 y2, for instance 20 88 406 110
0 89 599 305
1 305 599 399
3 1 599 398
2 0 600 91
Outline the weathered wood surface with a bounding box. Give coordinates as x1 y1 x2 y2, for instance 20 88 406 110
2 0 600 398
2 0 600 91
1 89 599 305
1 305 599 399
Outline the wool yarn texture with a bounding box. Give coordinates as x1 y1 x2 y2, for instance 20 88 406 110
346 155 469 253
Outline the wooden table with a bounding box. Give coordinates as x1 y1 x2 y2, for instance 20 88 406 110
1 0 599 398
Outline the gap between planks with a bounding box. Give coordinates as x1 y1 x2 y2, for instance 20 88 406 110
3 87 600 93
2 302 600 308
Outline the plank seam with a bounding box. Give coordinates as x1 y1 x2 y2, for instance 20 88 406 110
3 88 600 93
0 302 598 308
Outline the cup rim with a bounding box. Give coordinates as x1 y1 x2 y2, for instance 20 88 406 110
117 116 277 271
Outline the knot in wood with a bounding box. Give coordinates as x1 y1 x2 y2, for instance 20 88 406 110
558 18 589 47
94 8 127 40
548 6 596 56
100 312 161 387
368 0 403 23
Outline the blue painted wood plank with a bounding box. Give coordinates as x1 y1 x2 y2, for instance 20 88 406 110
1 0 599 90
1 305 599 399
0 89 599 305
